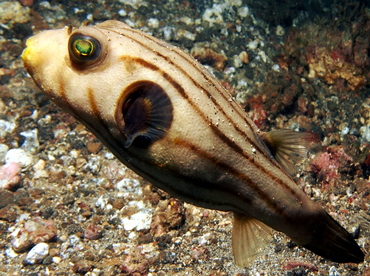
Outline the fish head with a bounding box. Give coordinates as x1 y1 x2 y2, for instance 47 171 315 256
22 21 176 150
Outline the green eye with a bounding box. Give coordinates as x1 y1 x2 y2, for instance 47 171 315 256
68 33 101 66
74 39 94 56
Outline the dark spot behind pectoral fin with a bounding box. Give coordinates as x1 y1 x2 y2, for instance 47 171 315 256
122 81 173 148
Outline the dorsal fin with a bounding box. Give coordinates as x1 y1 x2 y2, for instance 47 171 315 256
232 213 272 267
259 129 313 175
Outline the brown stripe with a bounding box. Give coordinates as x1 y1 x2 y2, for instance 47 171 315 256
118 56 290 214
87 88 102 124
119 55 300 202
112 27 258 146
109 28 282 169
114 28 299 191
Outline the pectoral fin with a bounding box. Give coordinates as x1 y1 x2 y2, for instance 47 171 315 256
232 213 272 267
120 81 173 148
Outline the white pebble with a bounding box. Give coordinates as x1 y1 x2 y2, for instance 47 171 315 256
203 8 223 24
181 30 196 41
0 119 16 139
226 0 242 6
258 50 267 63
329 266 340 276
275 25 285 36
247 40 259 50
178 16 193 25
360 126 370 142
118 9 127 16
341 126 350 135
147 18 159 28
115 178 142 195
5 247 18 258
33 159 48 179
20 129 39 153
52 256 62 263
238 6 250 18
74 8 83 14
224 66 236 75
198 233 213 245
272 64 280 72
5 148 33 168
24 243 49 265
95 195 109 209
233 54 243 68
39 1 51 9
122 209 152 231
104 152 114 159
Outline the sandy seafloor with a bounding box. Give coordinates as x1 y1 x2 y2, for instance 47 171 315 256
0 0 370 275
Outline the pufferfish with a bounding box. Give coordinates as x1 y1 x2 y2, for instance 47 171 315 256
22 20 364 266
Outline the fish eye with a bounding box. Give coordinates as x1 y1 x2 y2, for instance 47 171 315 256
68 33 101 67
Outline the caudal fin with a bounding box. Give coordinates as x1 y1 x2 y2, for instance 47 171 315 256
301 212 364 263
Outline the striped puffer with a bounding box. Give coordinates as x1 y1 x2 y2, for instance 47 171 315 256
22 20 364 266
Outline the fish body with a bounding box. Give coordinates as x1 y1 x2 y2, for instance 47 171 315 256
22 20 364 266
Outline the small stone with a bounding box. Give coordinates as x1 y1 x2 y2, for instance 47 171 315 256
0 1 31 26
275 25 285 36
272 64 280 72
147 18 159 28
11 217 57 252
247 40 259 50
52 256 62 263
238 6 250 18
122 209 152 231
239 51 249 64
112 198 125 210
33 160 48 179
203 7 223 24
84 224 102 240
360 126 370 142
0 189 15 208
73 260 94 274
329 266 340 276
191 42 228 71
24 242 49 265
0 162 21 189
5 148 33 168
118 9 127 17
20 129 39 153
0 205 18 222
86 142 102 154
0 119 16 139
115 178 142 195
14 188 34 207
233 55 243 68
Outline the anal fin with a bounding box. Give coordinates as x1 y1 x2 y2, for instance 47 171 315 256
232 212 272 267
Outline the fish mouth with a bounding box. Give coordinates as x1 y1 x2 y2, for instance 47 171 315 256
22 36 39 78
